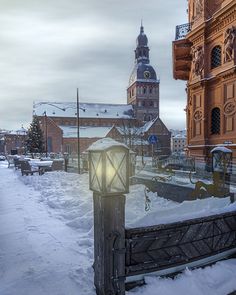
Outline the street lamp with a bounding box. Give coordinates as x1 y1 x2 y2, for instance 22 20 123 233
88 138 130 195
211 146 232 174
211 146 232 199
43 111 48 157
88 138 129 294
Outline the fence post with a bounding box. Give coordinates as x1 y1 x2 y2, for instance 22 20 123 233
93 193 126 295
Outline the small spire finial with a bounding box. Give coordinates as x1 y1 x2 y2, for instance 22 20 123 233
140 19 144 33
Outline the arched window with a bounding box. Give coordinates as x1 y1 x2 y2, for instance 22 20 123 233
211 46 222 69
211 107 221 134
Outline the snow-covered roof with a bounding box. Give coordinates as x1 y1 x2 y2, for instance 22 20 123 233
172 134 186 139
15 126 27 135
0 128 27 136
87 138 128 151
140 117 159 133
116 126 142 136
33 101 134 119
60 126 113 139
211 146 232 154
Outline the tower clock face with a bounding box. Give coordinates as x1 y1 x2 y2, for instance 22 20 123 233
144 71 151 79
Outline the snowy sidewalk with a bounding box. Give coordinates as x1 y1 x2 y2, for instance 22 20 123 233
0 162 95 295
1 162 236 295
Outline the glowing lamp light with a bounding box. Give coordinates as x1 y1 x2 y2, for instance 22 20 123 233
88 138 129 195
211 146 232 173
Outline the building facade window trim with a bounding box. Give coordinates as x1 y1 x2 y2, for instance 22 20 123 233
211 107 221 135
211 45 222 69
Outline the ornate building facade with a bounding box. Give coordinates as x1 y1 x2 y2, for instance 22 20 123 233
34 25 171 157
173 0 236 161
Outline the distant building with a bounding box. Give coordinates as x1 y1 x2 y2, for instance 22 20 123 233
34 25 171 157
0 127 27 154
171 132 187 154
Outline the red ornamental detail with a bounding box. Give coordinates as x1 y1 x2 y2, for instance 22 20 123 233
194 110 203 121
224 100 236 116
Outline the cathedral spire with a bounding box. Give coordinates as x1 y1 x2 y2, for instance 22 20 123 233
135 22 149 63
140 20 144 33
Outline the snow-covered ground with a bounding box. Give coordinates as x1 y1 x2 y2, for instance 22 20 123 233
1 161 236 295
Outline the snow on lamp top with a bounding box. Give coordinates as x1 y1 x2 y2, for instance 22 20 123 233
211 146 232 154
211 146 232 173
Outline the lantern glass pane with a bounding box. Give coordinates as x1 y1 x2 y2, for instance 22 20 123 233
90 152 102 191
106 150 127 193
213 153 221 171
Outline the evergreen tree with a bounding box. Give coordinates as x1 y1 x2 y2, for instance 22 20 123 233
26 116 45 154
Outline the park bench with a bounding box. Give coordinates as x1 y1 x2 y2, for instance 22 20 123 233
20 160 39 176
6 156 14 168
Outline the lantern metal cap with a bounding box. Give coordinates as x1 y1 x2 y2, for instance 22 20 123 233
211 146 232 154
87 138 129 152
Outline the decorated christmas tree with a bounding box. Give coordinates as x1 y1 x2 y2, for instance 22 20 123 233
26 116 45 154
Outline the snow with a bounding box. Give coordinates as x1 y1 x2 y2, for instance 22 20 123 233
0 160 236 295
60 125 113 139
33 101 134 119
87 137 128 151
211 146 232 153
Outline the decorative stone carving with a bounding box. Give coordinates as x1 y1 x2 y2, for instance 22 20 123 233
223 26 236 63
193 109 203 121
195 0 203 17
191 45 204 77
223 99 236 116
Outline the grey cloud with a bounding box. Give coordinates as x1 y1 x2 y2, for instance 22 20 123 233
0 0 188 130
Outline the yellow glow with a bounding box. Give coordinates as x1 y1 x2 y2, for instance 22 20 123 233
106 164 116 189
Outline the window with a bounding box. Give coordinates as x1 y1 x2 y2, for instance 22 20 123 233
149 88 152 94
211 107 221 134
143 87 146 94
211 46 222 69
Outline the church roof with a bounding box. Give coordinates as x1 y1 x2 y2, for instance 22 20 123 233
60 125 113 139
33 102 134 119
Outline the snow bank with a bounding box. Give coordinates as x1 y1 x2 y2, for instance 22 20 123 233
128 260 236 295
9 166 236 295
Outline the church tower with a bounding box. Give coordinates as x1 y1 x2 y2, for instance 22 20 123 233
127 23 160 122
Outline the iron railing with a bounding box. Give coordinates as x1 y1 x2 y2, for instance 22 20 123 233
175 23 192 40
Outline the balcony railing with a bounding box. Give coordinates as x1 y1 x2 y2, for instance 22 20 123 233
175 23 192 40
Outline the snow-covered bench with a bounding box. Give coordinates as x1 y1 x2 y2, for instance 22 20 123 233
6 156 14 168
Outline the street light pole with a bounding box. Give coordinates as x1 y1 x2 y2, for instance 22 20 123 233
77 88 81 174
44 111 48 157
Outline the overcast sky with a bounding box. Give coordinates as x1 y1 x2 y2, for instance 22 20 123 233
0 0 188 131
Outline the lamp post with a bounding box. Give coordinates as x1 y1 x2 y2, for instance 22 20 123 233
40 95 85 173
211 146 233 200
88 138 129 295
43 111 48 157
77 88 80 174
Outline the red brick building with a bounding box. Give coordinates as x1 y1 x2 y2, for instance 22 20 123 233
34 25 171 157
